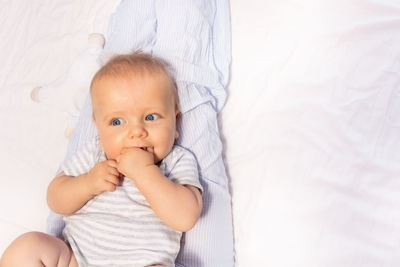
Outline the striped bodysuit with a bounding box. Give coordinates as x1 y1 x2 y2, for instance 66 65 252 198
61 140 202 267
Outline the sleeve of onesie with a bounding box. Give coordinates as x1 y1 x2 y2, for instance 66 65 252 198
166 146 203 193
61 139 101 177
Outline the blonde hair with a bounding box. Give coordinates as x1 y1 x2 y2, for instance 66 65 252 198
90 51 179 111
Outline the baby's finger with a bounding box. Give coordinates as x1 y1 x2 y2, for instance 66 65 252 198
105 175 120 186
106 159 118 168
107 166 120 177
104 182 117 193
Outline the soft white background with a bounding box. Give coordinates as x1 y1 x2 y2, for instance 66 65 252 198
225 0 400 266
0 0 120 253
1 1 400 266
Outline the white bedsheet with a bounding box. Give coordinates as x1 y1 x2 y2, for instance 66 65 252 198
226 0 400 266
0 0 119 254
1 0 400 266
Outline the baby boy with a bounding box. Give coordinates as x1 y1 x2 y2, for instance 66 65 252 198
0 52 203 267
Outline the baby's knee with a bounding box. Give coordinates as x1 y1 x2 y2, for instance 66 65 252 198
31 232 73 267
0 231 73 267
15 231 45 245
4 232 43 254
0 232 44 266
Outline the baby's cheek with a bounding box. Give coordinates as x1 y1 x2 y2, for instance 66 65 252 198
156 138 175 161
102 133 125 159
102 142 121 160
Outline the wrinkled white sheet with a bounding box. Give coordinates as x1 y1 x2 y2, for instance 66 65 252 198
225 0 400 266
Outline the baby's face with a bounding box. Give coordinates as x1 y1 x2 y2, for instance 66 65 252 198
91 73 179 163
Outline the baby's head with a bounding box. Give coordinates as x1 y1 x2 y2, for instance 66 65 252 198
90 51 179 163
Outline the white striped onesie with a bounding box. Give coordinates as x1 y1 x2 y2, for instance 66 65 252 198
61 140 202 267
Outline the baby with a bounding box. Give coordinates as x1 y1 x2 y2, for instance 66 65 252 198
0 52 203 267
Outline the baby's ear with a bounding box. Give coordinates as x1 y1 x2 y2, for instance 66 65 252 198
175 110 181 140
175 110 181 120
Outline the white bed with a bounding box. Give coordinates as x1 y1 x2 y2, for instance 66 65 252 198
2 0 400 266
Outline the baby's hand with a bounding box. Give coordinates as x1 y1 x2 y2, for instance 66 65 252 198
83 160 120 196
116 147 154 179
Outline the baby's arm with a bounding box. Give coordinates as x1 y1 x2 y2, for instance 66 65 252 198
117 148 202 232
47 160 120 214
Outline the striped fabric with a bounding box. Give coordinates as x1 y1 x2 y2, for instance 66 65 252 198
61 140 202 267
47 0 235 266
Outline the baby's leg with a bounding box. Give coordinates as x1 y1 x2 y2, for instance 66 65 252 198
0 231 77 267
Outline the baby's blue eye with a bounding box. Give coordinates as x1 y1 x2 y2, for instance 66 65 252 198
111 118 125 126
145 114 159 121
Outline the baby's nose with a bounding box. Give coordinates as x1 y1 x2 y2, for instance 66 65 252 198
128 123 147 138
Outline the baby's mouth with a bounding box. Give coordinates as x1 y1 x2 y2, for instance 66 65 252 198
140 146 153 153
